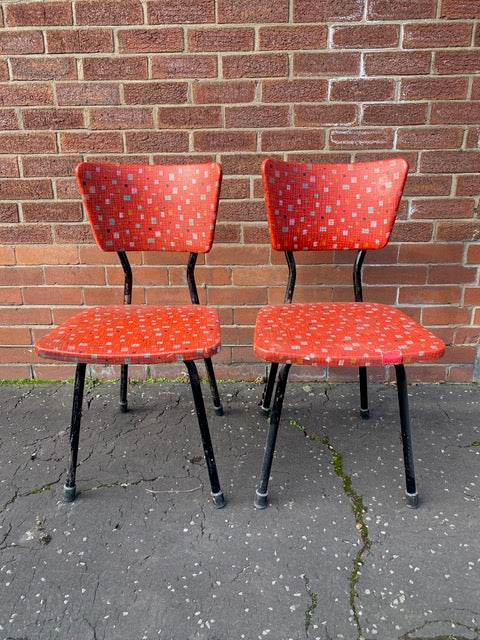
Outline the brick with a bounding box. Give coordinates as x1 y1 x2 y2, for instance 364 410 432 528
0 178 53 200
0 365 33 379
60 132 123 153
0 246 16 265
225 105 288 129
400 76 468 100
16 245 78 265
22 155 82 178
261 128 326 151
397 127 463 149
422 307 472 326
466 244 480 263
329 128 394 150
0 265 43 285
0 327 31 345
431 102 480 124
124 82 188 105
0 203 18 222
448 366 474 383
456 175 480 196
390 221 434 243
0 306 51 326
0 30 43 54
223 54 288 79
0 83 53 106
54 223 95 244
399 242 464 264
125 131 189 153
10 57 77 81
193 81 256 104
0 109 18 130
363 265 428 285
219 201 266 221
332 24 399 48
0 61 8 81
89 107 154 130
0 156 18 177
422 151 480 173
293 0 363 21
189 27 254 52
55 178 83 199
209 286 268 306
440 0 480 18
435 221 480 241
403 175 452 196
148 0 215 24
330 79 394 102
429 264 477 284
466 127 480 148
259 25 327 50
367 0 436 19
262 79 327 103
294 52 359 76
83 56 148 81
47 28 113 54
435 50 480 74
22 202 83 222
364 51 431 76
464 288 480 305
403 23 472 48
208 245 269 265
0 347 43 364
398 285 462 305
362 103 427 125
152 55 217 79
410 198 474 219
76 0 143 25
157 106 221 128
23 108 85 130
295 104 357 126
193 130 256 152
220 153 274 175
57 83 120 106
118 28 183 53
44 266 105 285
0 224 52 244
6 1 72 25
218 0 288 23
214 223 241 243
23 286 82 306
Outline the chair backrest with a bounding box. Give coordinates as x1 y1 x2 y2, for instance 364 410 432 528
261 157 408 252
75 162 222 253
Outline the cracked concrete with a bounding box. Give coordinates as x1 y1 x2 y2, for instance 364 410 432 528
0 381 479 640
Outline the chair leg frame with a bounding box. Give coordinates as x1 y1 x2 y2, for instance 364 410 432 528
255 362 291 509
260 362 278 413
119 364 128 413
184 360 225 508
64 362 86 502
395 364 419 508
359 365 369 419
203 357 224 416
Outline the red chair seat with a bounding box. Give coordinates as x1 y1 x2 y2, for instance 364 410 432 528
35 304 221 365
254 302 445 367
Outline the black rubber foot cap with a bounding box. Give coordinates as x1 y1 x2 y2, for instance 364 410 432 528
360 408 370 419
63 485 76 502
214 405 224 417
212 491 225 508
254 491 268 509
406 491 419 508
119 401 128 413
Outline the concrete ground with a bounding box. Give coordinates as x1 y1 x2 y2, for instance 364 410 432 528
0 379 479 640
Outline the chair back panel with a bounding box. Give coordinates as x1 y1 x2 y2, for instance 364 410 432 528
261 157 408 252
76 162 222 253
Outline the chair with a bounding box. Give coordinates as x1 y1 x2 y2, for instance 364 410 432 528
254 157 445 509
35 161 226 508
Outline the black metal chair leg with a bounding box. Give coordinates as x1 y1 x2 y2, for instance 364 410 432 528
255 363 291 509
260 362 278 412
359 365 369 419
184 360 225 508
119 364 128 413
64 362 86 502
203 357 224 416
395 364 419 508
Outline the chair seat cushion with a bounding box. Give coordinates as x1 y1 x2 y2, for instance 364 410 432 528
254 302 445 367
35 305 221 365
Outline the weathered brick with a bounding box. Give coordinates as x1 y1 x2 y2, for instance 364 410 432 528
397 127 463 150
218 0 288 23
152 55 217 79
0 328 31 345
399 243 464 264
293 0 363 22
123 82 188 104
431 102 480 124
434 50 480 74
362 103 427 125
0 133 56 154
0 203 18 222
56 82 120 106
60 132 123 153
47 28 113 53
0 83 53 106
22 202 83 222
83 56 148 80
403 175 452 196
456 175 480 196
189 27 254 52
294 52 359 76
0 109 18 129
261 128 325 151
223 54 288 79
6 1 72 25
156 105 221 128
0 61 8 81
332 24 399 48
295 104 358 126
23 286 82 306
328 128 394 149
118 28 184 53
16 245 79 265
125 131 189 153
262 79 327 103
10 57 77 81
193 81 256 104
368 0 436 19
440 0 480 18
22 155 82 178
466 127 480 148
0 265 44 285
0 224 52 244
148 0 215 24
403 23 472 48
44 266 105 285
259 25 327 50
76 0 142 25
220 153 275 175
55 178 81 200
22 108 85 130
364 51 431 76
53 223 94 244
330 79 395 102
89 107 154 130
410 198 474 219
429 264 477 284
225 105 289 129
398 285 462 305
400 76 468 100
220 178 249 199
435 221 480 241
194 130 256 152
0 30 44 54
422 151 480 173
0 157 18 178
0 178 53 200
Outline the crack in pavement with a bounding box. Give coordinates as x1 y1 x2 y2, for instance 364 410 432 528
302 573 318 636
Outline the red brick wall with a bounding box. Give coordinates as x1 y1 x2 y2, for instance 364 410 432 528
1 0 479 383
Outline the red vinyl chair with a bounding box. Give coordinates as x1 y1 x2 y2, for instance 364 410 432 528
254 157 445 509
35 162 225 508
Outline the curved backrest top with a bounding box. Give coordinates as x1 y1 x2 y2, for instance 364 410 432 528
76 162 222 253
261 157 408 252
